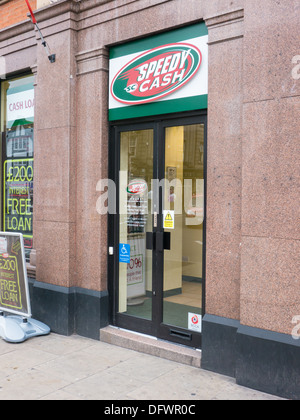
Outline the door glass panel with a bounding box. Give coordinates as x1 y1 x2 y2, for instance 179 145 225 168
118 129 153 320
163 124 204 331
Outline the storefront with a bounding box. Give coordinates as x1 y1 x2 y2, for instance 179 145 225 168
108 23 208 347
0 0 299 400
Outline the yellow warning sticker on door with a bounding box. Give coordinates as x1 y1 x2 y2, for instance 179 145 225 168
163 210 175 230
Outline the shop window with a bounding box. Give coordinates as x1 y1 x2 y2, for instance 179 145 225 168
0 75 34 261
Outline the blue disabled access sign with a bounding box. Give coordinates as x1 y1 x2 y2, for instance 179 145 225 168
119 243 130 264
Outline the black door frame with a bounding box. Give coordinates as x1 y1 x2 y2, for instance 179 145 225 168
108 111 207 348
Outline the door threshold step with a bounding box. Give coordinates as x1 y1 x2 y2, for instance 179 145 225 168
100 326 201 368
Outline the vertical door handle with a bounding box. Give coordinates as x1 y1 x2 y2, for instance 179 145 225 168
147 232 171 251
156 232 171 251
163 232 171 250
156 232 164 251
146 232 155 250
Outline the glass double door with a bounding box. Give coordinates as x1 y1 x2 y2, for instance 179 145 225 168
111 115 206 347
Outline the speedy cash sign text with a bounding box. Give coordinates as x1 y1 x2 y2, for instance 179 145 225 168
111 43 202 105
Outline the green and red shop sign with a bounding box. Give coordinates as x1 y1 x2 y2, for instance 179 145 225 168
109 23 208 121
111 43 202 105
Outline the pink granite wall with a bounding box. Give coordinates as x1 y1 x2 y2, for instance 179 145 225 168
240 0 300 335
33 9 78 289
75 48 109 292
205 8 244 320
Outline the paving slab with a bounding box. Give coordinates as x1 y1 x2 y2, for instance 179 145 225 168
0 333 284 400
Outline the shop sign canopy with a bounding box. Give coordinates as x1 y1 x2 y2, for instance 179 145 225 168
109 23 208 121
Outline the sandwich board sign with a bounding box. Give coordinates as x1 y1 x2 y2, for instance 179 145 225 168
0 232 50 343
0 232 31 317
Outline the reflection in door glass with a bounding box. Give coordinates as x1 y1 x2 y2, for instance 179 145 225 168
118 130 153 320
163 124 204 332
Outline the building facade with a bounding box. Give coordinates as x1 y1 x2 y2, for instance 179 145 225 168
0 0 299 399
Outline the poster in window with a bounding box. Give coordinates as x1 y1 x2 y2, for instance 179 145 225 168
3 156 34 254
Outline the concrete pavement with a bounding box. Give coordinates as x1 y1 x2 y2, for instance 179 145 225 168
0 332 284 400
